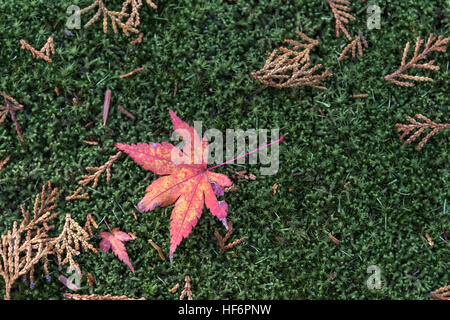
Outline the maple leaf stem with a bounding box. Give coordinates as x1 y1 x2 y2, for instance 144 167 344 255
103 218 112 233
207 136 284 171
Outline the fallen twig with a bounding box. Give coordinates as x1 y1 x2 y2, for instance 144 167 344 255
119 66 148 79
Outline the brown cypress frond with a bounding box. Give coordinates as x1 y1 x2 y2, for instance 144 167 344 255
338 32 368 61
63 293 145 300
80 0 139 36
179 275 193 300
214 221 245 253
83 213 98 237
51 213 98 273
0 92 25 142
327 0 355 41
20 37 55 63
0 181 60 300
78 151 122 189
120 0 143 28
65 187 90 201
385 34 450 87
395 114 449 151
430 285 450 300
251 31 332 90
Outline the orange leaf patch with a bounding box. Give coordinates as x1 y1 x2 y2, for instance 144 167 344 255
116 110 232 262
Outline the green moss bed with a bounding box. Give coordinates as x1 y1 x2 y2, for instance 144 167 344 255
0 0 448 300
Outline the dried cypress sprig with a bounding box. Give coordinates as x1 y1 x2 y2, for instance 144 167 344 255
338 32 368 61
51 213 98 273
430 285 450 300
63 293 145 300
0 92 25 142
385 34 450 87
80 0 139 36
251 31 332 90
83 214 98 237
78 151 122 189
327 0 355 41
214 221 245 254
65 187 90 201
395 114 449 151
120 0 158 28
180 275 193 300
0 181 60 300
19 37 55 63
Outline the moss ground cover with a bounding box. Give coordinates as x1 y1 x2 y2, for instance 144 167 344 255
0 0 448 299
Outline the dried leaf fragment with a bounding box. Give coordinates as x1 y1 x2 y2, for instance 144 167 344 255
328 232 340 245
352 93 369 99
272 183 278 195
103 89 111 126
0 155 11 171
148 239 166 261
118 105 136 120
425 233 434 246
82 139 99 146
168 283 180 293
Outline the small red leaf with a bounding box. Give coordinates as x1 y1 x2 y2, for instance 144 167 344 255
98 227 135 273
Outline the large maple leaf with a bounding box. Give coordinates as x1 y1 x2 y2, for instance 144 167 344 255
116 110 232 262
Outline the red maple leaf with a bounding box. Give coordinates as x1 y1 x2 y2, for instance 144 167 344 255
98 227 135 273
116 110 232 262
